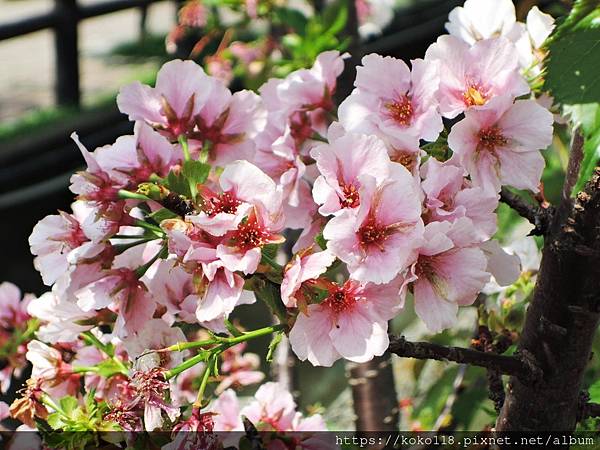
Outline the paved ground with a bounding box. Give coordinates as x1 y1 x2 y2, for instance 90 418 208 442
0 0 176 122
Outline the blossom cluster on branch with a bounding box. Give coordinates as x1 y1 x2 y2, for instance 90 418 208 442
1 0 560 445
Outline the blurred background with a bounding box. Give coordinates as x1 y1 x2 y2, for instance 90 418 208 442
0 0 582 433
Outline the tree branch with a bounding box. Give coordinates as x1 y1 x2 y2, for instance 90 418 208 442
581 402 600 419
562 128 585 201
388 335 542 385
500 188 553 236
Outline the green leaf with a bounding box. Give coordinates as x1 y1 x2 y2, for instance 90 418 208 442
266 330 284 363
46 412 68 430
148 207 179 224
182 159 211 187
321 0 348 37
166 170 191 198
274 7 309 35
565 103 600 192
315 232 327 250
250 276 287 323
575 127 600 192
589 378 600 402
96 359 128 378
59 396 79 416
545 1 600 104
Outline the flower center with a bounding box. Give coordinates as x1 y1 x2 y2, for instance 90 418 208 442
463 85 487 107
478 126 507 151
325 288 354 313
385 95 413 126
232 218 271 251
358 216 388 250
340 183 360 208
390 150 418 172
204 192 241 216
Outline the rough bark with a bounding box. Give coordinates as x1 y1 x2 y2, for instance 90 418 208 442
496 136 600 432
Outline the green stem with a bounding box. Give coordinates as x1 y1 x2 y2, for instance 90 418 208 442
199 140 212 163
164 348 213 380
134 219 165 236
41 394 63 413
71 366 100 374
193 358 214 408
163 324 285 380
81 331 113 357
179 135 191 161
118 189 151 201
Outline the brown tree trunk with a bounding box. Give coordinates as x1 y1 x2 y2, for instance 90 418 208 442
347 355 399 431
496 139 600 432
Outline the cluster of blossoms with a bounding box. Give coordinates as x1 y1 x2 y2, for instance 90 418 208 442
2 0 557 443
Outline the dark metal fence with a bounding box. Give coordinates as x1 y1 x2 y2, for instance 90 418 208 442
0 0 176 107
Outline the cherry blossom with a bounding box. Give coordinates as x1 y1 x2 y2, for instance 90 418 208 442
424 35 530 118
280 249 336 308
0 283 34 394
338 54 442 143
311 131 391 216
240 382 327 432
447 96 554 192
117 59 211 139
323 165 424 284
404 220 490 333
421 157 498 241
445 0 519 45
289 278 403 367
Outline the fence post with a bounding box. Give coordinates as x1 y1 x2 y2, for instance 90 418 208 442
54 0 80 107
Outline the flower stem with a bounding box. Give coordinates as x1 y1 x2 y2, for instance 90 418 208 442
118 189 151 201
163 324 285 380
193 356 215 408
179 135 191 161
81 331 113 357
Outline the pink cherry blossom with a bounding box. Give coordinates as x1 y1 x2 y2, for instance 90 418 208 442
190 80 266 166
405 220 490 333
75 242 163 337
117 59 211 139
240 382 327 432
216 343 265 393
274 51 347 115
424 35 530 118
188 160 283 237
26 340 80 398
210 389 244 431
445 0 519 45
447 96 554 193
255 129 315 229
311 132 391 216
92 123 178 189
289 278 403 367
29 202 106 286
0 282 31 329
421 157 498 241
123 318 188 369
27 290 94 344
280 249 336 308
0 282 33 394
144 260 198 325
338 54 442 143
323 165 423 284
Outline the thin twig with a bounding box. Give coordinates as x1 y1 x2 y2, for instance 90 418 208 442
500 188 553 235
388 335 542 385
